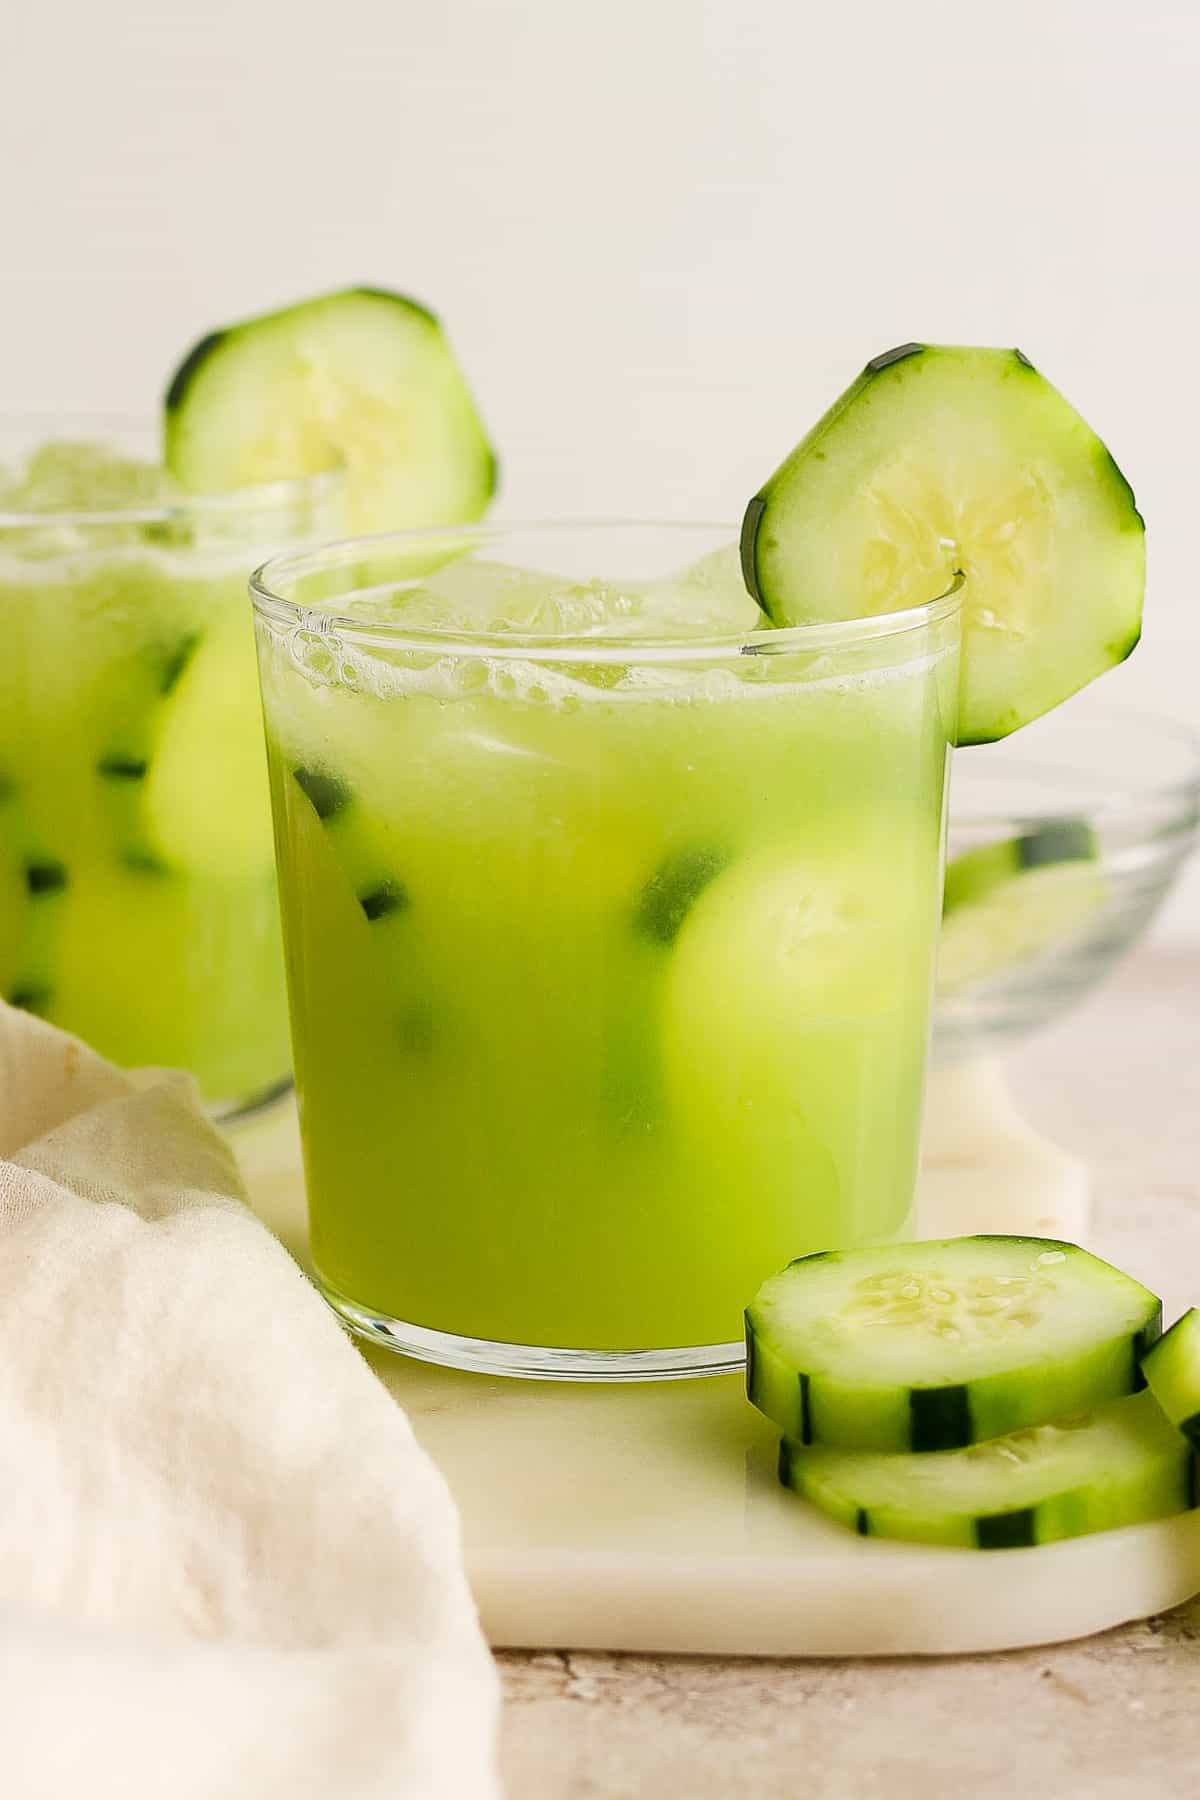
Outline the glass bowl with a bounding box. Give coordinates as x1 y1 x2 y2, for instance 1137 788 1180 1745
934 687 1200 1060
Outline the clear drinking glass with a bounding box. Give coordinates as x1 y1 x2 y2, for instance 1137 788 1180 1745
252 523 961 1377
0 421 340 1116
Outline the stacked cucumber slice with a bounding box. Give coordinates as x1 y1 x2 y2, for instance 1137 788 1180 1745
748 1236 1200 1550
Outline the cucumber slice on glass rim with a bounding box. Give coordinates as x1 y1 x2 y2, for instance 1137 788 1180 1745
781 1388 1195 1550
746 1235 1162 1454
741 345 1145 744
164 288 496 533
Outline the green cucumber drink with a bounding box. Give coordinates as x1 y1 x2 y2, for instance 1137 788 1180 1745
0 434 339 1109
252 526 960 1373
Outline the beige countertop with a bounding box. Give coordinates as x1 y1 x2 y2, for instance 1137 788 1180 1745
497 947 1200 1799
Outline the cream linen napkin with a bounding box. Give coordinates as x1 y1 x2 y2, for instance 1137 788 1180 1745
0 1002 500 1800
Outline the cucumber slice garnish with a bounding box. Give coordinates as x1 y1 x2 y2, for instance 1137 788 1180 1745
781 1389 1194 1549
164 287 496 533
1140 1310 1200 1450
741 345 1145 744
938 821 1106 996
746 1236 1162 1453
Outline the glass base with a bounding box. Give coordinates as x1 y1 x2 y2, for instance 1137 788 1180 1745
319 1278 746 1381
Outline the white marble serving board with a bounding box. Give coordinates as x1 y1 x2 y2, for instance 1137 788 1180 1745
233 1066 1200 1657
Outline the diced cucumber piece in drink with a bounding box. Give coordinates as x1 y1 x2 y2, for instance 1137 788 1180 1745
89 614 275 883
164 288 496 534
742 345 1145 743
142 614 275 881
291 766 409 922
635 845 730 945
938 821 1106 996
781 1389 1195 1548
93 632 199 874
601 845 733 1133
747 1237 1162 1453
10 856 70 1014
1141 1310 1200 1450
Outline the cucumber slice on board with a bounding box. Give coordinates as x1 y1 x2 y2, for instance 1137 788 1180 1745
164 288 496 533
938 821 1106 996
781 1389 1195 1549
741 345 1145 744
746 1236 1161 1453
1141 1310 1200 1450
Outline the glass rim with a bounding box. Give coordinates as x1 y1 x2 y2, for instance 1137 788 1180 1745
250 520 966 666
0 413 342 529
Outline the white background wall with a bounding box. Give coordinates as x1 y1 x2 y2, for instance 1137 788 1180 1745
4 0 1198 933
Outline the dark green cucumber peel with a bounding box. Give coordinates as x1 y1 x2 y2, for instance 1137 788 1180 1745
292 765 350 824
1013 820 1096 871
291 767 407 925
775 1445 1047 1548
909 1386 972 1455
25 860 68 896
602 845 732 1135
291 764 430 1046
739 344 932 609
636 846 729 946
163 289 499 527
164 332 228 417
1140 1310 1200 1450
8 858 71 1016
94 633 201 876
9 985 52 1014
97 755 150 782
360 880 409 922
159 634 201 696
779 1391 1198 1549
119 848 171 878
165 290 442 424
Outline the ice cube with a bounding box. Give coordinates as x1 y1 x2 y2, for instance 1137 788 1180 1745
8 441 175 513
622 545 762 638
339 543 760 651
